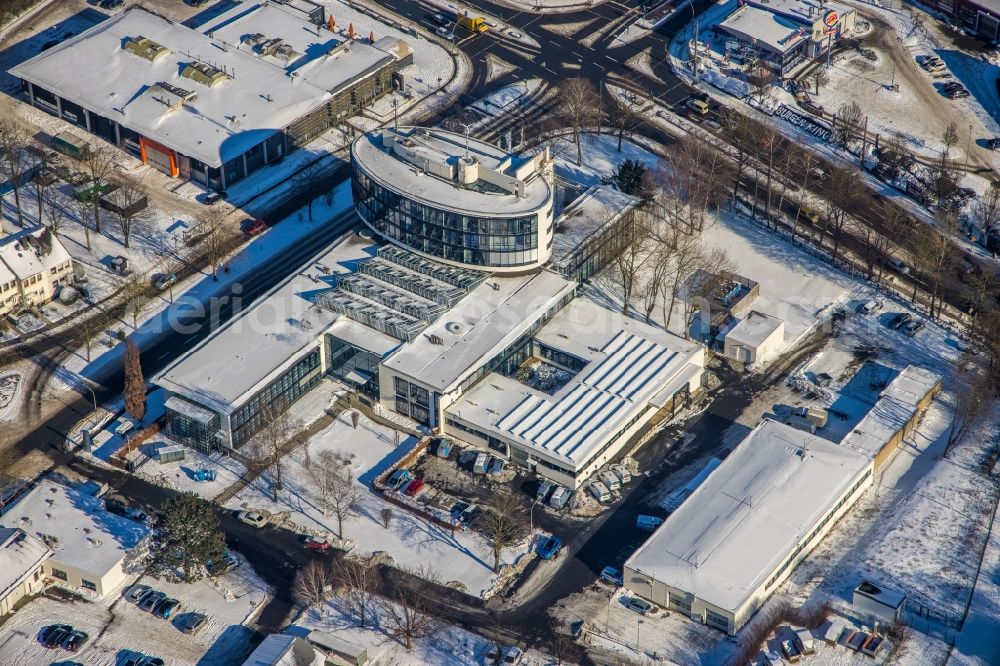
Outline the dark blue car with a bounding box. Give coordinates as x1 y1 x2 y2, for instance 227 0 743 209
538 536 562 560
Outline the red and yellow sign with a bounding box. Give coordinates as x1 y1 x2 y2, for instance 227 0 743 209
824 10 839 27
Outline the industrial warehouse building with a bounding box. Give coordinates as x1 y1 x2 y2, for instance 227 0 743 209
9 2 408 189
719 0 856 75
155 225 702 486
624 420 873 635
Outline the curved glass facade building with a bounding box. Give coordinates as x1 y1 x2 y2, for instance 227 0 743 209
350 127 554 272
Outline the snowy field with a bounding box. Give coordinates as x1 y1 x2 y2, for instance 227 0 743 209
547 131 663 188
223 407 536 597
293 595 554 665
0 554 268 666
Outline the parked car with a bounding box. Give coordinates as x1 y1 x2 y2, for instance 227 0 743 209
636 515 664 531
609 464 631 484
600 566 623 585
487 458 506 475
685 98 709 115
435 26 455 40
206 554 240 576
402 479 426 497
241 217 267 236
154 597 180 619
548 485 572 509
430 12 447 25
202 189 225 205
947 88 970 98
588 481 611 503
387 469 411 489
903 320 925 336
434 438 454 458
502 646 524 664
304 535 330 552
62 629 89 652
598 469 621 492
536 480 555 502
125 583 152 604
472 452 491 474
105 496 148 523
176 612 208 634
99 0 124 9
537 536 562 560
857 299 883 315
781 638 801 662
154 273 177 291
237 510 268 528
124 656 166 666
623 597 656 616
942 81 964 91
889 312 912 329
40 624 73 648
139 590 166 612
887 257 910 274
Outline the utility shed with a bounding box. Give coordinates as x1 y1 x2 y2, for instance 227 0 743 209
624 420 872 634
853 580 906 622
724 310 785 366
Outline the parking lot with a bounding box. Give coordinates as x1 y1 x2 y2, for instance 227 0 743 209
0 554 267 666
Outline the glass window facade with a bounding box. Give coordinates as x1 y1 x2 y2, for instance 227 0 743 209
352 156 541 268
393 376 431 425
164 397 222 454
230 348 322 447
325 335 381 397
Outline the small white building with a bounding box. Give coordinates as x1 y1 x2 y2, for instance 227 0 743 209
1 479 149 599
724 310 785 366
0 227 73 316
624 420 872 634
0 527 51 615
241 634 323 666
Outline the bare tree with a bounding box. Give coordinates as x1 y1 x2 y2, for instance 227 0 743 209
196 208 229 280
294 559 337 617
556 78 601 166
292 160 327 223
479 492 526 573
0 119 28 226
944 357 989 457
745 57 776 105
820 166 863 264
612 212 651 316
118 272 151 331
910 224 955 318
105 174 150 248
123 336 146 422
972 182 1000 251
809 67 830 94
380 583 441 650
337 559 380 627
308 451 359 537
721 108 756 202
611 87 644 152
78 311 105 362
834 101 862 146
249 403 291 501
679 248 737 340
42 188 69 235
81 143 118 234
71 193 93 250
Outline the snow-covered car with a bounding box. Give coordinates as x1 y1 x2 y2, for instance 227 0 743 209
903 320 925 336
856 299 882 315
600 566 623 585
536 480 555 501
237 510 268 528
176 612 207 634
548 485 572 509
588 481 611 503
202 189 226 205
472 452 491 474
609 464 631 484
125 583 152 604
387 469 411 489
503 646 524 664
598 469 621 491
40 624 72 648
889 312 912 329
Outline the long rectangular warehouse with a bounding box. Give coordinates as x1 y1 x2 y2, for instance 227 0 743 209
624 420 872 634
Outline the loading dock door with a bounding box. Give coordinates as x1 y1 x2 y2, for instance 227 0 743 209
139 137 179 178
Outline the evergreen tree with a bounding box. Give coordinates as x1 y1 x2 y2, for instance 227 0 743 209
604 159 649 198
155 492 225 581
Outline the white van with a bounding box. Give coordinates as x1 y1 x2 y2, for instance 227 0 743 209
598 470 621 492
472 453 490 474
609 464 631 484
548 486 572 509
588 481 611 503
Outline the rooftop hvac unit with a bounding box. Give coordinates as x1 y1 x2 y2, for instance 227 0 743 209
428 334 444 345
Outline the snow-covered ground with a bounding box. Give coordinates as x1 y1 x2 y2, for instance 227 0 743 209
223 404 537 598
0 553 268 666
470 78 543 117
293 595 554 665
547 131 663 188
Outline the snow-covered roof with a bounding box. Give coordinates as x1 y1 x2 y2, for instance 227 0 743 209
744 0 853 26
0 527 51 603
325 317 400 356
549 185 640 270
445 297 703 467
240 634 322 666
842 365 940 459
382 269 576 393
155 233 378 414
625 420 871 615
200 2 396 94
351 127 553 216
3 479 148 581
0 227 70 282
9 6 333 167
725 310 784 348
720 5 809 55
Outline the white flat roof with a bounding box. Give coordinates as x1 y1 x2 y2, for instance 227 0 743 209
720 5 809 54
155 233 379 415
0 227 71 281
10 6 332 167
3 479 148 581
725 310 784 348
445 297 703 467
744 0 853 25
351 127 553 216
201 2 394 94
241 634 321 666
550 185 640 269
0 527 51 602
626 420 870 614
382 269 576 393
842 365 940 459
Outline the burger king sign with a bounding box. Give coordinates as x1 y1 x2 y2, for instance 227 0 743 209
824 10 839 27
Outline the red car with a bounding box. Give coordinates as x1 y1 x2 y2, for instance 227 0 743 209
241 218 267 236
304 536 330 552
402 479 425 497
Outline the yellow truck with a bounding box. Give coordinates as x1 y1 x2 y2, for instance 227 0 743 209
458 15 488 33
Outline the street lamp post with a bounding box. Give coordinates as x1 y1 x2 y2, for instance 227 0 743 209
81 382 98 414
636 618 644 653
965 123 973 175
529 498 540 532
